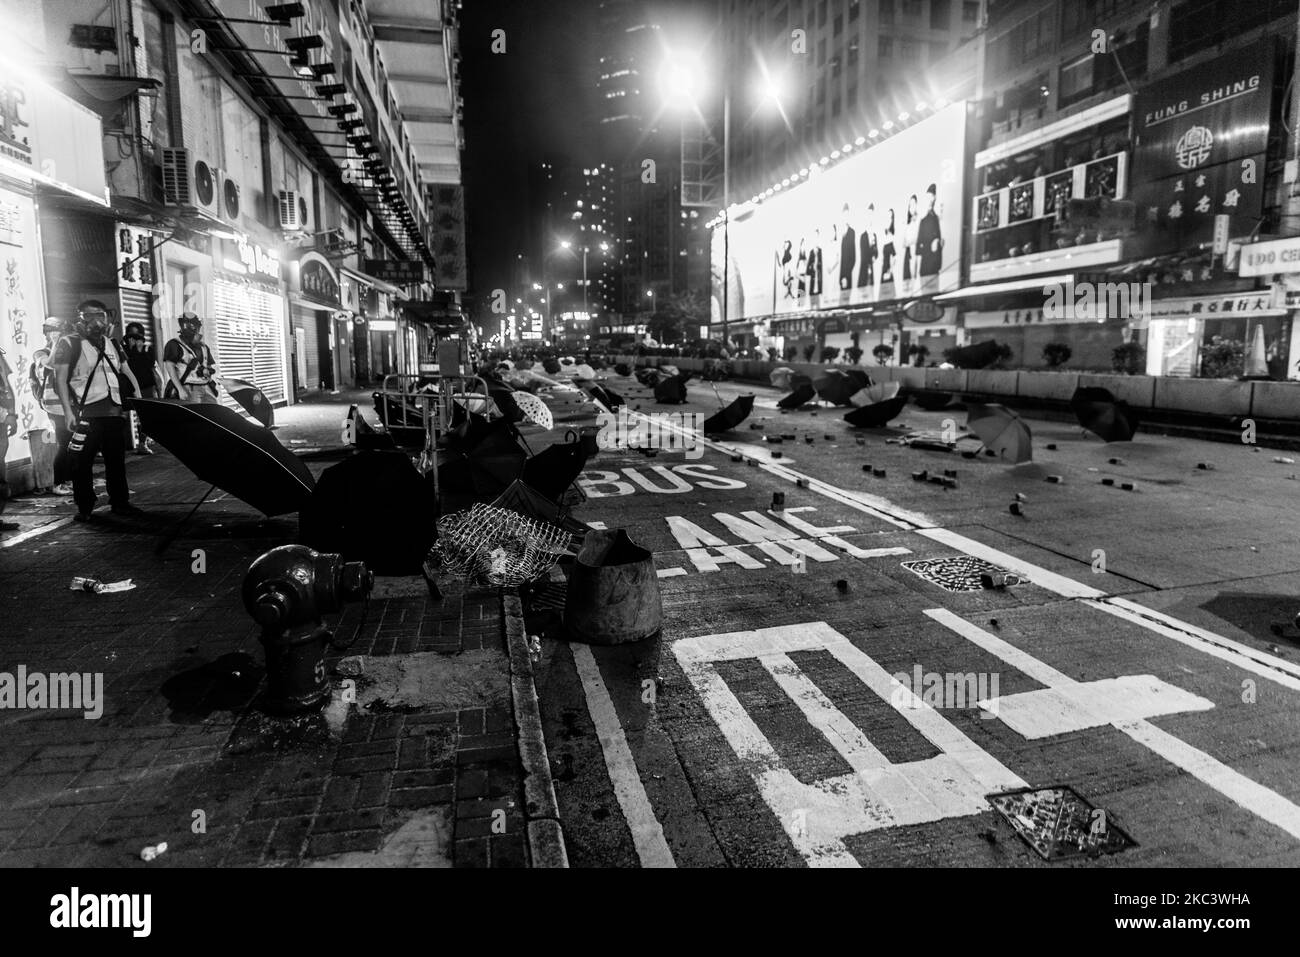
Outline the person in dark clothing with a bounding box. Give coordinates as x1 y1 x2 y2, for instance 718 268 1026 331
122 322 159 455
52 302 143 523
917 182 944 280
0 345 17 531
162 312 218 403
838 205 857 291
857 203 879 289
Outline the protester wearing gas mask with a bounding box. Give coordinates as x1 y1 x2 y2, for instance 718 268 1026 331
51 302 143 523
122 321 160 455
162 312 218 404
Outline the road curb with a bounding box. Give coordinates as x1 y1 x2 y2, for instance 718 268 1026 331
502 588 569 868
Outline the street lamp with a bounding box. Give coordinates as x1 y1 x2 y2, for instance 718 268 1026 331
661 51 785 352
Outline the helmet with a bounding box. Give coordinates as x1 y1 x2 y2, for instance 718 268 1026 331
42 316 67 334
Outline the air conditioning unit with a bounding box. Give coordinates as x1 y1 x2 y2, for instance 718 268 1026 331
160 148 220 219
218 170 241 223
278 189 313 232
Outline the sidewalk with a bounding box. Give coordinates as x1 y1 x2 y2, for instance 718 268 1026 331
0 393 553 867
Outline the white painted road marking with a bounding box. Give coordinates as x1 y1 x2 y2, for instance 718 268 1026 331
0 516 75 549
673 622 1027 867
926 608 1300 842
570 643 676 868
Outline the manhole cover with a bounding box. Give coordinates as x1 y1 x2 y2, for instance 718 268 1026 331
901 556 1028 592
989 786 1136 861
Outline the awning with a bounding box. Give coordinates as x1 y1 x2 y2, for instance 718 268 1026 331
55 73 161 117
935 274 1076 302
338 265 409 300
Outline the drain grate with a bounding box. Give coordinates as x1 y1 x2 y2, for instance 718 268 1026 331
989 786 1136 861
901 556 1027 592
525 579 568 612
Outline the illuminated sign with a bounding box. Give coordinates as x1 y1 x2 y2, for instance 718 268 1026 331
364 258 425 284
717 103 968 323
369 319 397 332
297 252 340 306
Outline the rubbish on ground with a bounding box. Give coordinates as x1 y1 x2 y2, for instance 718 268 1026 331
980 572 1011 590
1015 493 1027 501
913 471 928 482
731 453 743 462
772 492 785 510
1046 475 1063 484
1121 482 1136 491
1009 502 1024 516
140 842 168 862
856 438 866 445
749 423 763 430
336 656 365 677
527 635 542 662
1045 444 1057 451
805 436 814 444
69 577 136 594
1101 478 1115 486
872 468 886 478
989 619 999 627
796 478 809 488
771 451 783 459
944 470 957 478
1108 457 1123 465
1197 462 1213 470
862 464 873 472
835 580 849 593
781 433 796 441
430 504 575 588
1273 457 1296 464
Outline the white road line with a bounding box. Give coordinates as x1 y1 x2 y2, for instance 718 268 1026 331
570 643 676 868
925 608 1300 842
0 516 75 549
631 406 1300 688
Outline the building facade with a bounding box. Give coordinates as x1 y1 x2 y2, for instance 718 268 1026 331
1 0 465 483
708 0 1300 383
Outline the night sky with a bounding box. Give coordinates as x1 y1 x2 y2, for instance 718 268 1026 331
460 0 596 313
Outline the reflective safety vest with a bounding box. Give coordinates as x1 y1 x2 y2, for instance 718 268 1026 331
67 337 125 409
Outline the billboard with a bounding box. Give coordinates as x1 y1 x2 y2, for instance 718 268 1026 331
715 102 968 324
1130 39 1275 256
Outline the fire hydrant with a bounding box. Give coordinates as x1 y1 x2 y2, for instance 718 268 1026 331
242 545 373 714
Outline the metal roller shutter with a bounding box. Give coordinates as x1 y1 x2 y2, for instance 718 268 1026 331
211 279 287 405
293 303 321 390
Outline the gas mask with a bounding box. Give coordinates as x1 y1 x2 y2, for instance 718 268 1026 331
79 312 110 341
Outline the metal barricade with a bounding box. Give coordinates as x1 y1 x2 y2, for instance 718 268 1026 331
374 373 493 501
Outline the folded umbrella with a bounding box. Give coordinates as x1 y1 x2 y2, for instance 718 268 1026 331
513 390 554 430
1070 387 1140 443
704 394 755 433
966 402 1033 464
777 383 817 410
130 398 314 516
844 393 909 428
219 377 274 428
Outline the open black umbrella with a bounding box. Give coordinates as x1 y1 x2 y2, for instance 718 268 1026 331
704 394 755 433
654 375 688 404
542 357 562 374
913 390 954 411
439 421 528 501
130 398 314 516
813 369 858 406
1071 386 1141 443
946 339 1002 369
614 363 632 377
778 383 817 410
586 384 625 411
845 394 909 428
219 377 274 428
635 368 661 387
372 391 426 448
522 435 593 502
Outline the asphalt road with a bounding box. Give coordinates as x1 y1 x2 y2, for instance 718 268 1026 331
518 370 1300 868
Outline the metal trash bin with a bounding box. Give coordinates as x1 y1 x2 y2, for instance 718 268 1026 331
562 528 661 645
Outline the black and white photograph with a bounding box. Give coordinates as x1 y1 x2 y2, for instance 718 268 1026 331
0 0 1296 939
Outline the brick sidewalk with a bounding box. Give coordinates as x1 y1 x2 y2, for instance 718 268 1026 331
0 400 549 867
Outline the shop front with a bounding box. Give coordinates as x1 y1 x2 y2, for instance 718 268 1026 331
1145 292 1288 379
0 60 110 480
289 251 345 393
212 238 289 405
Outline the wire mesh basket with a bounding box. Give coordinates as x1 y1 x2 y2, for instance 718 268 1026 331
429 504 576 588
